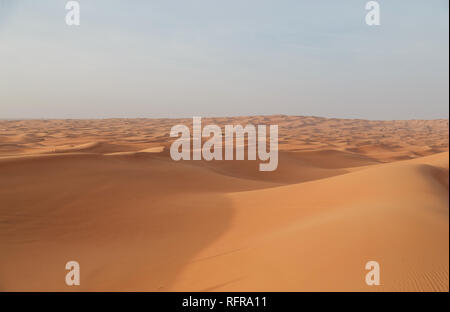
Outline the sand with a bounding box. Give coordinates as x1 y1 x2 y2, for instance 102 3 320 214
0 116 448 291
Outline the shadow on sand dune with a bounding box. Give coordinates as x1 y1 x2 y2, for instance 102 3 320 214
0 153 235 291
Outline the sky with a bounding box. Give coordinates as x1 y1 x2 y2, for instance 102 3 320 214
0 0 448 120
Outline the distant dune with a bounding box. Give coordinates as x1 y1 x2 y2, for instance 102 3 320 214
0 116 448 291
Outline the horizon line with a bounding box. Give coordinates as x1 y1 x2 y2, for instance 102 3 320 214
1 114 449 122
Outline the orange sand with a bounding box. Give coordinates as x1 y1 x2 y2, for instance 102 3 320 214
0 116 448 291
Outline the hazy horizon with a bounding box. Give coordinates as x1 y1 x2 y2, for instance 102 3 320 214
0 114 449 122
1 0 449 120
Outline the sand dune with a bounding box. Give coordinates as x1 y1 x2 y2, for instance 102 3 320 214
0 116 448 291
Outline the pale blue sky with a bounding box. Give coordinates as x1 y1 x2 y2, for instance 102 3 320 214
0 0 448 119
